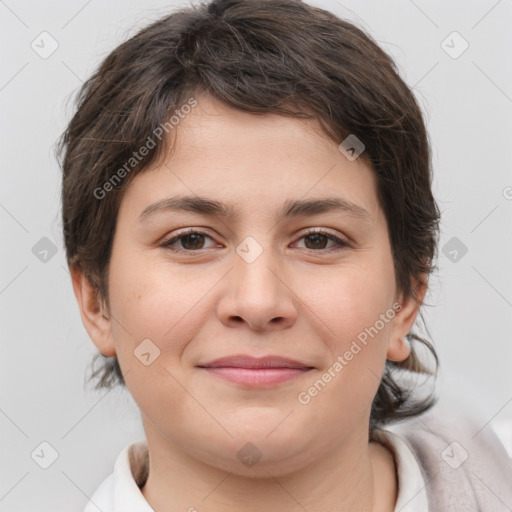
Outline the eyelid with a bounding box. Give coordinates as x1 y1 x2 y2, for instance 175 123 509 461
291 227 351 250
295 226 347 240
160 227 220 250
160 227 351 253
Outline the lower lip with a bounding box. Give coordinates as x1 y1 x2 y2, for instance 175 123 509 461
200 367 312 386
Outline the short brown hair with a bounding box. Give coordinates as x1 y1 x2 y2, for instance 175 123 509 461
58 0 441 432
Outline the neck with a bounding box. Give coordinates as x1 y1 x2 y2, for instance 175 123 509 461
139 421 396 512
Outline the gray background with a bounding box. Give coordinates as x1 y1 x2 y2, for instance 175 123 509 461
1 0 511 510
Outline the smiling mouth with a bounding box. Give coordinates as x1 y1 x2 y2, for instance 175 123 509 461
197 355 315 387
199 366 313 387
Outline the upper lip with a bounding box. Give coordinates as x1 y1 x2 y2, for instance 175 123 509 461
198 355 314 369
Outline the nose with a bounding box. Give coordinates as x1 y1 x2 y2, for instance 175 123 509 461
216 243 298 332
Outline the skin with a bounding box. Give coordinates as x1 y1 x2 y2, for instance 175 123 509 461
71 93 426 512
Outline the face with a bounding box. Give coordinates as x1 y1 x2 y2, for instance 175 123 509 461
76 94 421 477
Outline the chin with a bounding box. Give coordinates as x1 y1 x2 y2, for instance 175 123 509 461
195 430 317 478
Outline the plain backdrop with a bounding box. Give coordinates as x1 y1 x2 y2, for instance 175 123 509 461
1 0 511 510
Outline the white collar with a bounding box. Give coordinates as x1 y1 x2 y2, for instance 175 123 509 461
84 439 154 512
372 428 429 512
84 430 428 512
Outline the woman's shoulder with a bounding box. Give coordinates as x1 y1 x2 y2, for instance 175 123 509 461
383 400 512 512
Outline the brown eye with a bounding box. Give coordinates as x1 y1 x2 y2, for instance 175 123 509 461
303 232 329 250
179 233 206 250
294 229 350 252
161 230 217 252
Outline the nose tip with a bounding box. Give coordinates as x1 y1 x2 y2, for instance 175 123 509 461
217 256 298 332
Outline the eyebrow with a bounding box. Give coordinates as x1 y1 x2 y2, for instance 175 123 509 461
138 195 372 224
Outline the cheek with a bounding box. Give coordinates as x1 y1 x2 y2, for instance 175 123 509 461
107 251 216 372
303 262 393 351
106 259 200 425
297 265 392 414
109 248 189 332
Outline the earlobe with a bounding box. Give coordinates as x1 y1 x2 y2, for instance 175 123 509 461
387 336 411 362
386 274 427 362
69 264 116 357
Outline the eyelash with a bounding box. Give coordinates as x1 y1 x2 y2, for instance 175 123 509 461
160 228 351 254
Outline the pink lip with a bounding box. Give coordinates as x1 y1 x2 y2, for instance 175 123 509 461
197 355 314 387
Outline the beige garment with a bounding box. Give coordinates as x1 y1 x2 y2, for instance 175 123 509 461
381 401 512 511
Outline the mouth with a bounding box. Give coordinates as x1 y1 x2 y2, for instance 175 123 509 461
197 355 315 387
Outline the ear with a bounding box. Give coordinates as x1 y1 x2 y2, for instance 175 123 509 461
69 264 116 357
386 274 428 362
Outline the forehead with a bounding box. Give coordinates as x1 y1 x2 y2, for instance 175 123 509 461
122 94 384 230
173 94 327 151
167 94 361 177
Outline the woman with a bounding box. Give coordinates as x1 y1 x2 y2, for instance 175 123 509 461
58 0 512 510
